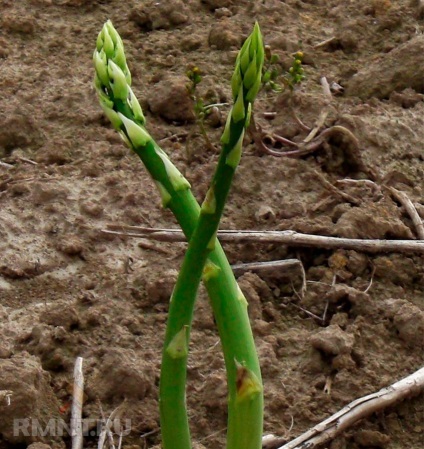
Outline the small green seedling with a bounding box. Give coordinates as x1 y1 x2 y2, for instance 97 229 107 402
186 66 215 151
262 47 305 92
286 50 305 90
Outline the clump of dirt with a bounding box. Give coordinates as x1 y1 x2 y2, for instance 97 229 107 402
0 0 423 448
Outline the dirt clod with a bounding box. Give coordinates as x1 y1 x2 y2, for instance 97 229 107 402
148 76 196 123
354 429 391 447
393 303 424 349
0 355 62 445
346 35 424 99
310 325 355 356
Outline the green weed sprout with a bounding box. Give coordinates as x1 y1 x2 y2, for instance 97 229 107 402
262 47 305 92
93 20 264 449
186 66 215 151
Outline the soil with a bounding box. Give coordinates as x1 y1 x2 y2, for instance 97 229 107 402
0 1 423 449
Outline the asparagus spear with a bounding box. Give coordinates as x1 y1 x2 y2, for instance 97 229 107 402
93 21 264 449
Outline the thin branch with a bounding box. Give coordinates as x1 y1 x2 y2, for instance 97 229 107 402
303 110 328 143
313 170 360 206
98 401 127 449
314 36 337 49
231 259 302 276
71 357 84 449
389 187 424 240
102 226 424 254
363 265 376 294
262 366 424 449
0 161 14 169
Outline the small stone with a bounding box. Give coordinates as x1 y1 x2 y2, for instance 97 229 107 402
90 349 154 400
346 251 369 276
180 35 203 52
57 235 84 256
332 352 356 370
237 273 268 321
40 305 80 331
32 183 68 205
393 303 424 349
389 88 424 108
253 319 272 336
148 76 195 123
310 325 355 356
0 112 43 153
145 269 178 303
0 356 61 444
201 0 232 10
130 0 189 31
208 22 240 50
215 7 233 18
79 200 103 218
255 205 276 222
354 429 390 447
1 13 35 34
0 343 12 358
206 106 222 128
346 35 424 99
27 444 52 449
0 37 9 58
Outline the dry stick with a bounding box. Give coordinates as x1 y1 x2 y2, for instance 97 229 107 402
320 76 333 100
313 170 360 206
335 179 383 199
231 259 302 276
302 110 328 144
262 366 424 449
98 401 127 449
0 161 14 169
389 187 424 240
314 36 337 49
71 357 84 449
101 226 424 254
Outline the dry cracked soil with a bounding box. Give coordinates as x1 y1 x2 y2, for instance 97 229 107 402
0 0 423 448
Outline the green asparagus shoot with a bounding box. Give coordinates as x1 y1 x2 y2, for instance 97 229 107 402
93 20 264 449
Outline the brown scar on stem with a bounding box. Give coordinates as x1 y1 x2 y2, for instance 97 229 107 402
235 360 262 401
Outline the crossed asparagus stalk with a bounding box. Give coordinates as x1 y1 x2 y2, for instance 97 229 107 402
93 20 265 449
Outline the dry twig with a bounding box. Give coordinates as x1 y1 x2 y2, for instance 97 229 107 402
98 400 127 449
389 187 424 240
71 357 84 449
231 259 302 276
102 226 424 254
262 366 424 449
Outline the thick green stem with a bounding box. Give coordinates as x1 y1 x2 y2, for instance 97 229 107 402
93 20 264 449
